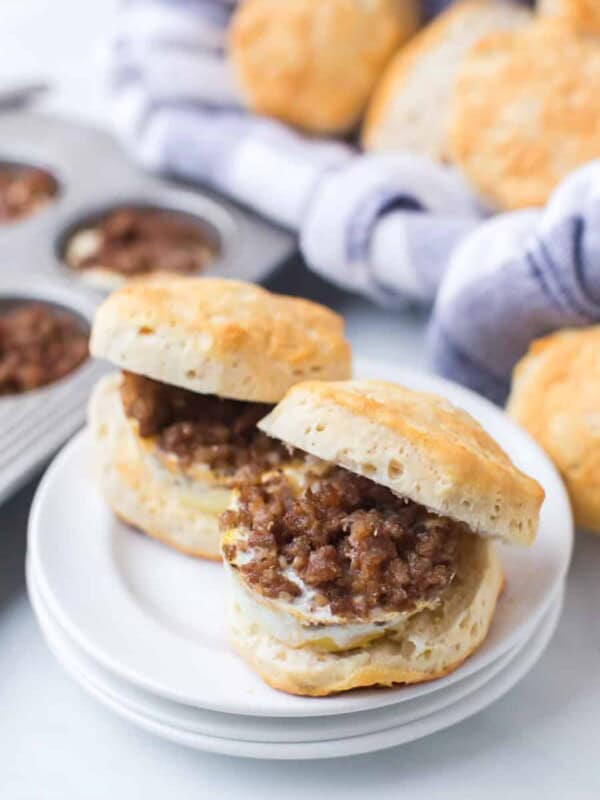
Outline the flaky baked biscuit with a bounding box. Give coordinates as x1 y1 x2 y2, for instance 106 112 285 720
539 0 600 35
259 380 544 545
229 0 419 135
508 327 600 533
91 277 351 403
89 374 230 558
449 20 600 210
227 536 503 696
226 378 537 695
362 0 530 160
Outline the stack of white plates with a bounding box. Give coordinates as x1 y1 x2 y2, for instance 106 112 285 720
26 366 574 760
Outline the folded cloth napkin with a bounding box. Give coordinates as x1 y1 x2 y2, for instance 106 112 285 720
109 0 241 146
110 0 356 229
109 0 483 302
300 154 481 307
429 161 600 403
110 0 600 407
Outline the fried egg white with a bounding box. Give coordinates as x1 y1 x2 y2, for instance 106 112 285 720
131 415 325 505
131 422 234 516
223 518 439 654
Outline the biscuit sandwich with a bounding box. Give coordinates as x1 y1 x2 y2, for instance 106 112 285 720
221 380 544 696
88 277 351 559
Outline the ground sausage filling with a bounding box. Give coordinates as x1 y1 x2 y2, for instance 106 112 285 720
65 207 216 277
0 303 88 395
0 166 57 223
222 468 470 619
120 371 294 480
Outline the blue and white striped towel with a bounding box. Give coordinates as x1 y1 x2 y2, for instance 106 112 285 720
109 0 484 301
430 162 600 403
109 0 600 403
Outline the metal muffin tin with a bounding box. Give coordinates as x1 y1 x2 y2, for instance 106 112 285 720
0 275 108 504
0 111 296 504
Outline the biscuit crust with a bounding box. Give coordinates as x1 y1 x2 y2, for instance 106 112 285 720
259 380 544 545
229 0 418 134
227 536 504 696
362 0 530 160
508 326 600 533
90 277 351 403
449 20 600 209
539 0 600 35
89 374 233 559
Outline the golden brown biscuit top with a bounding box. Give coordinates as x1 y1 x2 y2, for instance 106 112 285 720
230 0 416 134
362 0 530 156
95 276 343 354
90 277 351 402
450 20 600 209
274 379 530 479
260 379 544 544
510 326 600 412
540 0 600 35
508 326 600 529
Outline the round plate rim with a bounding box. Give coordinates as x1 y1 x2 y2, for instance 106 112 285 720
29 569 564 759
28 557 552 744
27 361 574 717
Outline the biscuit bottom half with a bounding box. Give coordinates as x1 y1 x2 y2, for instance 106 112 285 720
225 536 504 697
89 373 233 559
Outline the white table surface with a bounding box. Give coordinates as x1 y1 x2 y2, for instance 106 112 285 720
1 2 599 797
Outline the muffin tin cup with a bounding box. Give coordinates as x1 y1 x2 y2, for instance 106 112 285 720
0 275 109 504
0 111 295 293
0 111 295 504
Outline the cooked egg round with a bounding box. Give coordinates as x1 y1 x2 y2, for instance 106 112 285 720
223 523 438 654
222 460 441 653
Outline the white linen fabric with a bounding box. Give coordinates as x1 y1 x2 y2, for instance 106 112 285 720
109 0 599 403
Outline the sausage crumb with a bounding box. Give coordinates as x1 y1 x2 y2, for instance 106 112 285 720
222 468 469 618
0 303 88 395
0 166 56 223
66 208 216 277
120 371 294 480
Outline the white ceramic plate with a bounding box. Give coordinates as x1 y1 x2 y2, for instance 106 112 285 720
27 361 573 717
29 564 563 759
29 557 551 744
